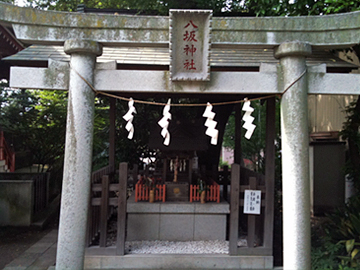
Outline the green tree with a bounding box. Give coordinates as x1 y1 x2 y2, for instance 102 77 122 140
224 100 268 172
241 0 360 16
0 88 67 172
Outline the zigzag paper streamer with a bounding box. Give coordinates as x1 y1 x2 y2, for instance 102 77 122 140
158 99 172 146
122 98 137 139
242 99 256 139
202 102 218 145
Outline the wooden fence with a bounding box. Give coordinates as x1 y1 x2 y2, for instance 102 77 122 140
0 172 49 215
87 163 128 255
0 130 15 172
134 181 166 202
189 181 220 203
32 173 49 214
86 164 114 247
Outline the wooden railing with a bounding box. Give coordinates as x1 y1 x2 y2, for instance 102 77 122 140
33 173 49 214
229 163 273 257
91 165 114 184
134 180 166 202
189 181 220 203
86 164 114 247
0 131 15 172
87 163 128 255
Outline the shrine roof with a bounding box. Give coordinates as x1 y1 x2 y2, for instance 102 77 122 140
4 45 358 71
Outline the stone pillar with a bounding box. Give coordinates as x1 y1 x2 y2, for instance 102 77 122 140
274 42 312 270
56 39 102 270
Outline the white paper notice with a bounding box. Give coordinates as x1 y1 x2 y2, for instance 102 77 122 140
243 190 261 215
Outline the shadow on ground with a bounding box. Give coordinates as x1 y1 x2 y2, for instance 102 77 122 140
0 217 58 269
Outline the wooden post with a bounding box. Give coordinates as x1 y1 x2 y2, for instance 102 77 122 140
264 97 276 250
99 175 109 247
109 98 116 170
116 162 127 255
247 177 257 248
234 104 242 165
229 163 240 255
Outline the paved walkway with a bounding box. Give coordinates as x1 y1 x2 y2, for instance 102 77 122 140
3 230 57 270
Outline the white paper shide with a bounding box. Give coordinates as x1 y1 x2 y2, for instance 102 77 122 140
123 98 137 139
202 102 218 145
158 99 172 146
242 99 256 140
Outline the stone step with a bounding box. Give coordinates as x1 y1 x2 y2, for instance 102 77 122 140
0 159 5 166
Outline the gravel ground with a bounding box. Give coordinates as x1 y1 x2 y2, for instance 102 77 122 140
125 240 230 254
104 218 248 255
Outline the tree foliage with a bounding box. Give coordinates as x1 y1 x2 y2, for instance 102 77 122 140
22 0 244 14
242 0 360 17
0 87 67 172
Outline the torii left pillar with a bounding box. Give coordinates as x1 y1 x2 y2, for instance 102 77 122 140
56 39 102 270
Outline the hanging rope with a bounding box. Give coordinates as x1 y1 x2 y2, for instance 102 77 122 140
70 62 307 107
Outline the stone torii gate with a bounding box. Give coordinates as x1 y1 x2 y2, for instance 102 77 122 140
1 3 360 269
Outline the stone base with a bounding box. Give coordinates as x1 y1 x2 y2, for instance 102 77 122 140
84 253 274 269
127 195 229 241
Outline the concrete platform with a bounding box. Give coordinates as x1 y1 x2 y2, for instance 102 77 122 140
127 195 230 241
84 254 273 269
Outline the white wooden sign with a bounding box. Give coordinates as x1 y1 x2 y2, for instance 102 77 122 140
244 190 261 215
169 9 212 81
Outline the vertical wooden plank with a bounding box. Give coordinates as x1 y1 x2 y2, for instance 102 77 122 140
135 183 138 202
86 203 92 246
234 104 242 165
247 177 257 248
264 97 276 250
163 185 166 202
46 173 50 207
99 175 109 247
218 184 220 203
229 163 240 255
109 98 116 169
116 162 128 255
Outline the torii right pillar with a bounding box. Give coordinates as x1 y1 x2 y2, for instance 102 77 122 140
275 42 312 270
